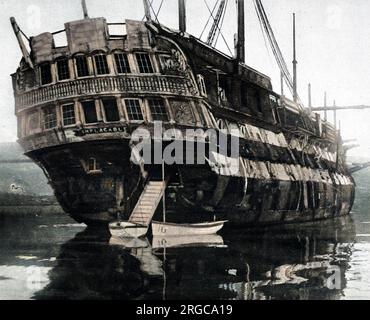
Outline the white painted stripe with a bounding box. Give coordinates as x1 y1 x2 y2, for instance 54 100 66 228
207 153 353 186
225 121 337 163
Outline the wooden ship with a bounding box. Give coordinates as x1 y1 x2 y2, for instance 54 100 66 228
10 0 355 227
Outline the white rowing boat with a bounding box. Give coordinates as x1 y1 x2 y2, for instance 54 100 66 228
152 220 227 237
152 234 225 249
109 222 148 238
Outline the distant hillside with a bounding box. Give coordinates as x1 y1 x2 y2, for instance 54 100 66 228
0 193 58 206
0 142 53 196
347 155 370 164
0 143 28 161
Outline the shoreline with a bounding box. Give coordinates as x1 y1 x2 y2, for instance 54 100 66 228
0 205 65 217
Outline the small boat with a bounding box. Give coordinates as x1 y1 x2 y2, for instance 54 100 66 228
152 220 227 237
109 222 148 238
152 234 225 249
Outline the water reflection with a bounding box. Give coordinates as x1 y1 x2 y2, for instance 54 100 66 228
34 228 147 300
0 215 85 300
29 215 356 300
222 217 356 300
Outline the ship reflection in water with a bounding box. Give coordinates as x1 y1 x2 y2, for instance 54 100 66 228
0 213 369 300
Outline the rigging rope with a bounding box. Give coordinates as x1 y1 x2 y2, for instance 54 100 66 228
148 0 160 23
200 0 220 40
155 0 165 19
206 0 227 46
214 0 228 47
253 0 303 107
253 0 274 67
142 0 154 21
203 0 234 56
142 0 163 22
19 28 30 42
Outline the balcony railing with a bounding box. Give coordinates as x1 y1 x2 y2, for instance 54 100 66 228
15 75 193 111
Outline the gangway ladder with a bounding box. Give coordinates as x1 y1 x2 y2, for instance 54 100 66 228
129 179 168 228
129 161 167 227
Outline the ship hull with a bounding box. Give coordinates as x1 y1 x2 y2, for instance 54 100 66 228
11 15 355 229
25 139 355 227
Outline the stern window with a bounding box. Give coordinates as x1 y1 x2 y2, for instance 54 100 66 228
94 54 110 75
88 158 101 172
125 99 144 121
75 56 90 77
136 53 154 73
102 98 120 122
82 101 98 124
148 99 169 122
40 63 52 85
43 107 57 130
114 53 131 74
197 75 207 97
56 58 70 81
62 104 76 126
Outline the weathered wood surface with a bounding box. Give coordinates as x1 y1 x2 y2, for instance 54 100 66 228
15 75 192 111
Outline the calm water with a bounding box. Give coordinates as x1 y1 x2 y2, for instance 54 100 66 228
0 171 369 300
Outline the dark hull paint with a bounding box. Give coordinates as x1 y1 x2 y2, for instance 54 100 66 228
25 140 355 227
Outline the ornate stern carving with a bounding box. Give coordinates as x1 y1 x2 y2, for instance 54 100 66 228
172 101 196 126
158 48 199 96
159 49 187 75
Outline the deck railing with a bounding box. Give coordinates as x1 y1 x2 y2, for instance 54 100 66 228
15 75 192 111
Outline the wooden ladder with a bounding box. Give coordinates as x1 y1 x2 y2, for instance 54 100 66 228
129 180 167 227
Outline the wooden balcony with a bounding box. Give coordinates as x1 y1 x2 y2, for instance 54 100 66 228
15 74 193 111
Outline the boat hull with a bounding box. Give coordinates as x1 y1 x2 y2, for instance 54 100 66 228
152 234 225 249
11 14 355 231
109 222 148 238
152 221 227 236
22 139 355 227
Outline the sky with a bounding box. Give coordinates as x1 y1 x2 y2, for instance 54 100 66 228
1 0 370 159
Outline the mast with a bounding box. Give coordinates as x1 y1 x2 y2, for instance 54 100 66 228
143 0 152 22
255 0 301 104
324 92 328 121
179 0 187 33
236 0 245 63
162 160 166 223
308 83 312 112
292 13 298 103
10 17 34 69
280 71 284 96
333 100 337 129
81 0 89 19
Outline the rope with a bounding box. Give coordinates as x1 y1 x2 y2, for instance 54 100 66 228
206 0 226 45
19 28 30 41
155 0 165 19
148 0 160 23
203 0 233 56
142 0 155 22
200 0 220 39
214 0 228 47
253 0 303 107
141 0 165 24
253 0 274 67
254 0 291 87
